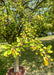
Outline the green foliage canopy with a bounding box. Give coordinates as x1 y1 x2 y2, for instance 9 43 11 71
0 0 53 66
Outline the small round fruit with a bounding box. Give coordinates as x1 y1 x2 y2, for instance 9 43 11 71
46 58 48 60
20 44 23 46
41 54 43 56
44 61 48 66
43 47 47 50
50 59 53 61
12 53 14 55
13 50 15 52
35 52 38 55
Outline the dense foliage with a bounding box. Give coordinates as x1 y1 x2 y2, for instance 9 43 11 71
0 0 53 66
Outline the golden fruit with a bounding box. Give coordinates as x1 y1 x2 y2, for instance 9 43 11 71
50 59 53 61
20 44 23 46
43 47 47 50
41 54 43 56
12 53 14 55
44 61 48 66
35 52 38 55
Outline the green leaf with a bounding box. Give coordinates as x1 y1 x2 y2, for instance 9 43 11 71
7 50 12 55
48 50 53 53
16 48 21 52
47 45 52 50
1 45 7 49
4 51 8 56
17 37 20 42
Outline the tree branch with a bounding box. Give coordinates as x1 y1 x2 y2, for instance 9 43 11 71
11 25 23 42
26 0 46 10
0 0 4 3
0 0 5 5
35 0 46 9
1 34 8 41
37 0 39 4
22 0 31 6
18 25 23 36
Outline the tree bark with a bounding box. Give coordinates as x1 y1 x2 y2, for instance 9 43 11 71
14 56 19 73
